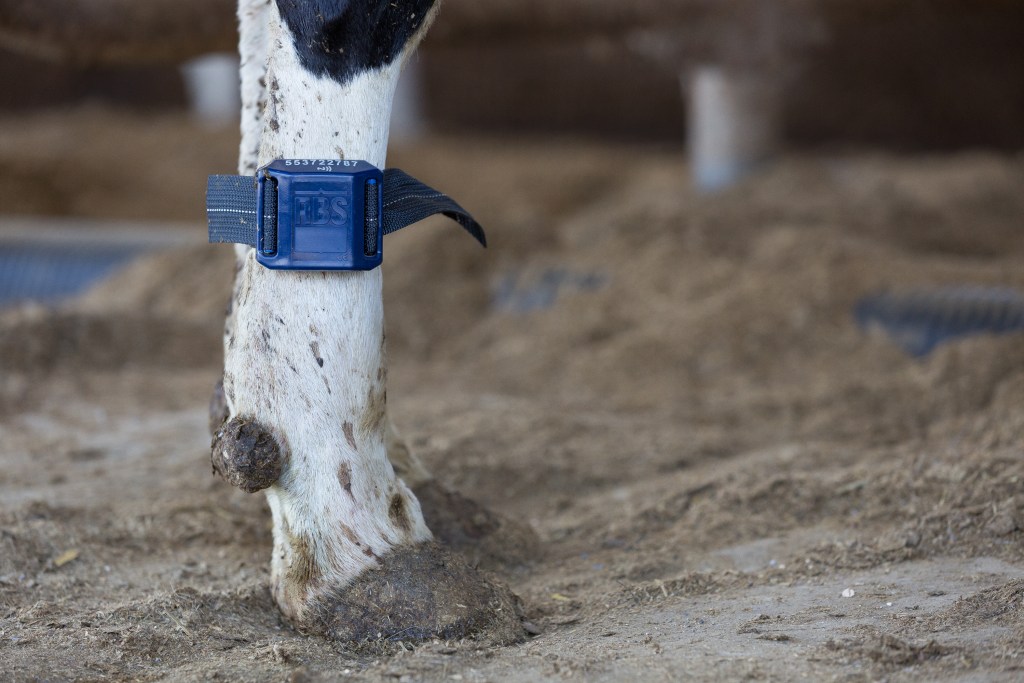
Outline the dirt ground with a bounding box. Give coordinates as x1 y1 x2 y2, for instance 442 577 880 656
2 108 1024 681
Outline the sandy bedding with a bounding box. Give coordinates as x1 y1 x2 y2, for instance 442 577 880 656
2 110 1024 681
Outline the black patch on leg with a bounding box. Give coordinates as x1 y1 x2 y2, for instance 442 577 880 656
276 0 437 85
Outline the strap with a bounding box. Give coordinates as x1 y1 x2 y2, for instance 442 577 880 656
206 168 485 250
207 174 276 250
382 169 486 247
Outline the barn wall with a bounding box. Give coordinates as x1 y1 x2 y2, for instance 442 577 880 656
784 2 1024 149
0 49 185 110
417 42 684 143
420 2 1024 150
1 2 1021 151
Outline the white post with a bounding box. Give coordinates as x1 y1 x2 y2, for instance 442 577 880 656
687 66 780 192
180 53 242 126
389 56 428 143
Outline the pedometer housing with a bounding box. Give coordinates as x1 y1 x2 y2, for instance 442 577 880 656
255 159 383 270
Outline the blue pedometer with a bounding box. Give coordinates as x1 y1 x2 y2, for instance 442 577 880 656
206 159 486 271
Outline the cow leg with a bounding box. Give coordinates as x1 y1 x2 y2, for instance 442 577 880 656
213 0 522 642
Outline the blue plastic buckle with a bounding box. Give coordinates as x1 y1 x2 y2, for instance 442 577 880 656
256 159 384 270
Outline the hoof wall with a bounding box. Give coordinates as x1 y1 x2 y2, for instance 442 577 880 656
298 542 524 644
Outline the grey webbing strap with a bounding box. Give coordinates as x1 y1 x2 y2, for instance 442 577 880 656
381 169 486 247
207 175 277 250
206 169 484 252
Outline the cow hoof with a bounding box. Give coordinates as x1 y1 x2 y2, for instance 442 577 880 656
413 481 541 571
294 542 524 644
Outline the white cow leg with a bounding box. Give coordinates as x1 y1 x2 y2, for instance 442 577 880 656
210 0 522 641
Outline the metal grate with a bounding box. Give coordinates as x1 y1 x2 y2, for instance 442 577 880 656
0 243 147 307
0 219 200 308
855 286 1024 357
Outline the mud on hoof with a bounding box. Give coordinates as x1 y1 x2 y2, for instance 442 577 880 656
413 481 541 571
298 542 524 644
